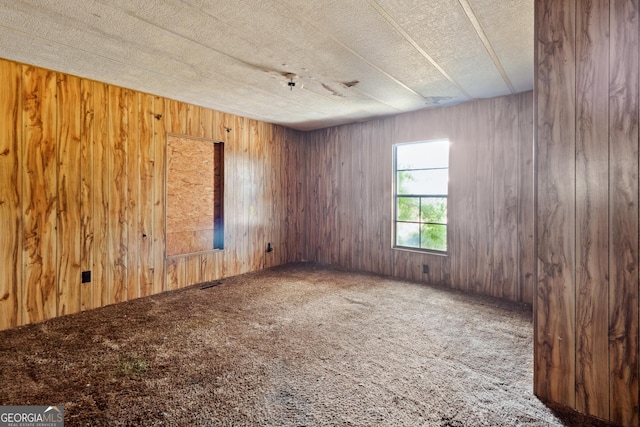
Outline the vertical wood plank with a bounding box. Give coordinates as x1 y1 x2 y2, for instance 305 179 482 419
379 118 394 278
80 79 94 311
211 251 223 281
139 94 154 297
186 103 200 137
185 255 200 286
250 120 265 271
608 0 639 424
263 122 278 269
201 106 213 140
492 95 519 301
341 128 353 268
168 99 187 135
473 100 493 296
534 0 576 407
200 252 215 282
153 97 166 293
108 86 128 304
22 66 57 323
289 127 304 263
226 114 242 276
92 81 109 308
127 92 140 301
574 0 610 418
450 104 470 291
518 91 535 305
0 59 23 329
166 257 179 290
56 73 82 316
237 116 249 274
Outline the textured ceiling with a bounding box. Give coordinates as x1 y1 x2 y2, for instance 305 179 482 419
0 0 533 130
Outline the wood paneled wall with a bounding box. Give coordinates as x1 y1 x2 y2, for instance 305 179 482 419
302 91 535 304
0 58 304 331
535 0 640 425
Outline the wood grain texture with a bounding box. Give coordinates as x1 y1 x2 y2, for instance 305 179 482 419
446 103 467 291
575 0 610 418
22 65 57 323
108 86 128 304
0 59 23 329
127 92 140 301
139 93 154 297
518 91 535 305
199 252 215 282
492 95 518 301
56 73 82 316
535 0 576 407
80 79 94 311
185 254 201 286
0 58 303 331
185 103 199 137
93 81 109 308
152 97 166 293
472 100 492 296
236 116 249 275
608 0 639 424
168 99 186 135
303 93 533 301
250 119 265 271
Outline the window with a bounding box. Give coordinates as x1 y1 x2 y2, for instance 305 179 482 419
393 139 449 252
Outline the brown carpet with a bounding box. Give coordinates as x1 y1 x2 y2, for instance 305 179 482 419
0 262 609 426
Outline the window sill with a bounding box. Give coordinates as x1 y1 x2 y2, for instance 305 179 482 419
392 246 448 257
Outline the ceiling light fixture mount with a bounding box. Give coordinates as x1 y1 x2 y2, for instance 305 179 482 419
284 72 298 91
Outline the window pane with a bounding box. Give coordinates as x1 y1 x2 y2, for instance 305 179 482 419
396 139 449 170
396 222 420 248
421 197 447 224
421 224 447 251
397 197 420 222
397 169 448 195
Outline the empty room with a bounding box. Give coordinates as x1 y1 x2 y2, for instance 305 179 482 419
0 0 637 426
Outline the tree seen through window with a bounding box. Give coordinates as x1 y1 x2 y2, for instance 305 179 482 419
394 139 448 252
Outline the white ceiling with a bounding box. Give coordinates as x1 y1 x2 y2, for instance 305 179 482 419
0 0 533 131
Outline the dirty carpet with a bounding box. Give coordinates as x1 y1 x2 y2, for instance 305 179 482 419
0 262 607 426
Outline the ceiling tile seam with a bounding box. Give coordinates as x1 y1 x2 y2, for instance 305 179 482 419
302 85 394 115
349 86 405 112
269 0 427 104
457 0 516 94
366 0 473 100
121 7 376 118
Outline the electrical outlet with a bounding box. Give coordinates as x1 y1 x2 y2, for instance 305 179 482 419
82 271 92 283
